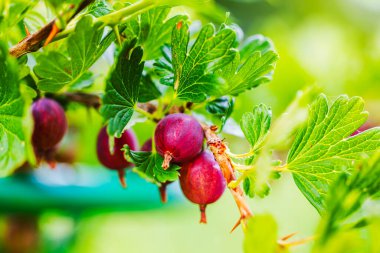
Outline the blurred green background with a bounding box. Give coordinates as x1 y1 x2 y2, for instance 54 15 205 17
1 0 379 252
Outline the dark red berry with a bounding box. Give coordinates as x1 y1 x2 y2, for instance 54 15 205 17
96 126 138 187
180 151 226 223
31 98 67 167
154 113 204 169
141 138 152 152
141 138 171 203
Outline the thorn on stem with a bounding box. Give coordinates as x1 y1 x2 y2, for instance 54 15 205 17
24 24 31 36
230 215 248 233
44 22 59 46
281 232 298 241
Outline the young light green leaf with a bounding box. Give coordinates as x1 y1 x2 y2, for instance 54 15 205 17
286 94 380 214
34 16 114 92
123 6 187 60
242 88 318 199
244 215 278 253
314 153 380 252
230 102 273 198
100 40 144 137
0 43 27 177
123 145 180 184
170 21 237 102
240 104 272 152
240 35 275 63
243 176 271 198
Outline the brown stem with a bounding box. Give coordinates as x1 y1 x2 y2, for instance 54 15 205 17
10 20 57 58
158 183 168 203
9 0 95 58
202 124 253 231
60 92 101 109
138 102 157 115
199 204 207 224
4 215 39 253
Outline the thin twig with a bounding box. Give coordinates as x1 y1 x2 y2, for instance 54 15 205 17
202 124 253 231
9 0 95 58
9 20 56 58
47 92 101 109
61 92 101 109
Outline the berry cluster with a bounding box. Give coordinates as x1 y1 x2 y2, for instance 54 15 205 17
96 113 226 223
30 98 228 223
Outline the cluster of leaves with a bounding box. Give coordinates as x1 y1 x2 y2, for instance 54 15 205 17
314 151 380 250
243 151 380 253
236 93 379 213
0 0 279 182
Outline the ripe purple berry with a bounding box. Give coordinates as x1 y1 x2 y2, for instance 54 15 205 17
31 98 67 166
97 126 138 187
154 113 204 169
141 138 171 203
180 151 226 223
141 138 152 152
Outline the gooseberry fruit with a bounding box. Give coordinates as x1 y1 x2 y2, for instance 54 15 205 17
179 151 226 223
154 113 204 169
96 126 138 187
141 138 171 203
31 98 67 167
141 138 152 152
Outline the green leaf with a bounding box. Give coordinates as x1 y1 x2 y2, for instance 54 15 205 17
0 0 37 31
244 215 278 253
286 94 380 214
138 74 161 103
323 151 380 231
241 87 318 200
170 21 237 102
0 43 27 177
123 146 180 184
240 35 275 62
313 229 367 253
240 104 272 152
34 16 114 92
154 44 174 86
123 6 187 60
242 175 272 198
214 43 278 96
100 40 144 137
46 0 81 11
86 0 111 17
206 96 234 130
